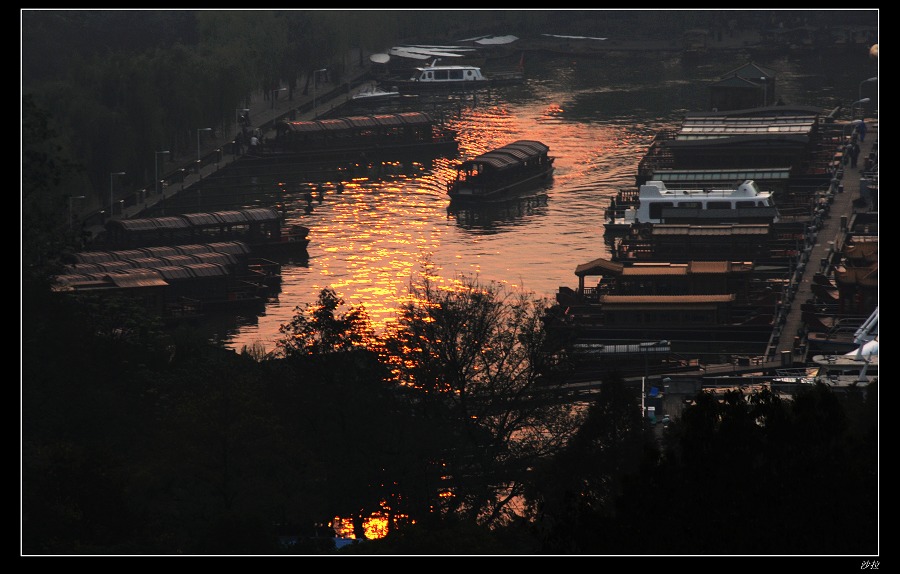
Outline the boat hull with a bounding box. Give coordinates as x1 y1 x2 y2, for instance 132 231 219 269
448 168 554 203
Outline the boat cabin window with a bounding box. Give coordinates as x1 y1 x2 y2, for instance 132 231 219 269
736 201 757 208
466 70 475 78
434 69 450 80
648 202 674 219
449 69 463 80
707 201 731 209
675 201 702 209
420 71 433 81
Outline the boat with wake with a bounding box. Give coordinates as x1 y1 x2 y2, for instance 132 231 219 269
447 140 554 202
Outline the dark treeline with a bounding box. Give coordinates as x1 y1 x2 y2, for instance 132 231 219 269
23 10 878 555
21 265 880 554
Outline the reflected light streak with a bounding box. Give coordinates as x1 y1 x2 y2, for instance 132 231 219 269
332 503 412 541
223 82 666 355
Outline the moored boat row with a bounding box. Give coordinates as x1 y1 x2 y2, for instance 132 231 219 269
250 111 459 164
548 96 876 373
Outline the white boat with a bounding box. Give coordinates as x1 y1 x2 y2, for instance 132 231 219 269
351 84 400 103
385 59 523 93
811 307 878 385
604 179 779 233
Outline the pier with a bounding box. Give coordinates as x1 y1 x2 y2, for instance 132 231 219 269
771 120 877 363
79 65 376 241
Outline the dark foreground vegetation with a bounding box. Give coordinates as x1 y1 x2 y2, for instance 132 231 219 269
21 268 880 555
23 10 878 556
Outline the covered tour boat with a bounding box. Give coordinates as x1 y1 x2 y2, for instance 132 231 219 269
447 140 554 202
254 111 458 163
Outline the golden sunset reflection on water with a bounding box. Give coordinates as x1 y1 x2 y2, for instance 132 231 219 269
222 75 670 355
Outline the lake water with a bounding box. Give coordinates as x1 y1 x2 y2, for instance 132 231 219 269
167 48 876 354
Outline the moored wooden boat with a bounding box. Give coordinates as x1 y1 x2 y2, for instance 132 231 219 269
99 207 310 257
253 111 458 163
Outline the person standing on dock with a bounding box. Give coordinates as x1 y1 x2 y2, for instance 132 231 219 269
848 139 860 168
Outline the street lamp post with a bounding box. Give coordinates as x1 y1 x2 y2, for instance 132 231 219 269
842 119 862 139
850 98 871 121
109 171 126 218
858 76 877 105
68 195 85 230
312 68 327 119
197 127 213 164
155 150 169 197
236 107 250 127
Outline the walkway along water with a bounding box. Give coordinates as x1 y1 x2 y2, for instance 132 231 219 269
81 64 376 240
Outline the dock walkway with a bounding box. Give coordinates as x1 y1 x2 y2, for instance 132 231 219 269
772 120 877 362
81 62 376 240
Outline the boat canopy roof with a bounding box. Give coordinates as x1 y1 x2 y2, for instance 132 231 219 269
649 224 771 236
413 62 482 72
460 140 550 170
205 241 253 255
155 263 229 280
575 257 624 277
280 112 435 134
477 35 518 44
639 179 767 198
599 294 736 305
108 208 282 234
649 167 792 183
139 245 183 258
575 258 742 278
676 112 819 140
192 252 239 266
107 269 169 288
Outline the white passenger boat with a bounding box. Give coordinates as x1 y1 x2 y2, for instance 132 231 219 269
384 59 523 93
604 179 779 233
